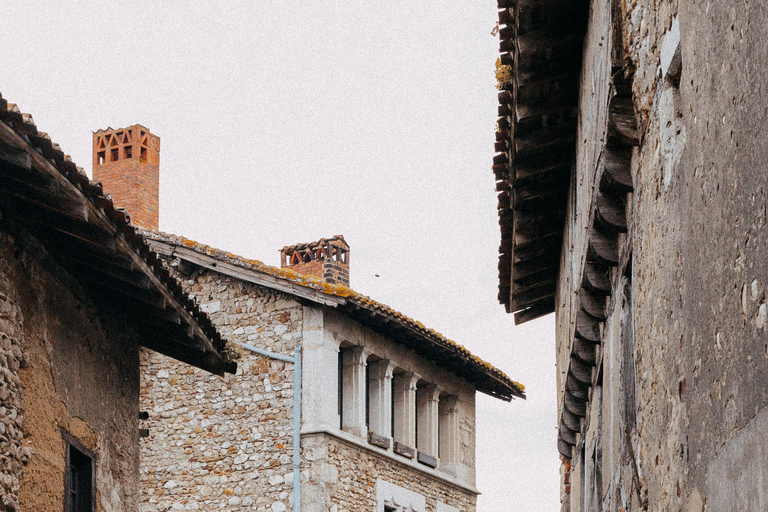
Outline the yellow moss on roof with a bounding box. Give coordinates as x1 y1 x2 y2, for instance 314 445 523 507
142 230 524 395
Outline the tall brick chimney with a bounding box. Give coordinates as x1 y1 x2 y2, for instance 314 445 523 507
92 125 160 230
280 236 350 287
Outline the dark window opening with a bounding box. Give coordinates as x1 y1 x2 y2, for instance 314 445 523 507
110 148 119 162
124 145 132 158
338 349 344 429
391 377 395 438
365 363 370 429
97 151 105 165
414 395 419 450
67 442 93 512
140 146 147 161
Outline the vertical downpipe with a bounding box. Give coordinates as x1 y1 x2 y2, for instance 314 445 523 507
293 344 302 512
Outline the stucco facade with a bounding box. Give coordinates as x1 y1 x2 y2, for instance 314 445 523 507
0 216 141 512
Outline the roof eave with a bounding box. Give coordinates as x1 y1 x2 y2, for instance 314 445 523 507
0 97 234 376
493 0 590 324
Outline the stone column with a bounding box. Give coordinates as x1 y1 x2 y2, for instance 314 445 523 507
300 307 342 432
416 384 440 458
341 346 370 438
438 395 460 475
393 372 419 450
367 359 396 438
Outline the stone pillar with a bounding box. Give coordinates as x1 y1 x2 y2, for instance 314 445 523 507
341 346 370 437
438 395 460 475
393 372 419 449
300 307 342 432
416 384 440 458
367 360 396 438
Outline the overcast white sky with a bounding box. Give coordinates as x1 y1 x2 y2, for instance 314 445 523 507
3 2 560 510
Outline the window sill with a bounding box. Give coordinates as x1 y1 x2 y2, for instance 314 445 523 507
300 423 478 495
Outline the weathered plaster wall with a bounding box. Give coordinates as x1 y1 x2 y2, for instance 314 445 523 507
302 433 476 512
140 266 302 511
632 2 768 509
561 0 768 510
0 213 141 512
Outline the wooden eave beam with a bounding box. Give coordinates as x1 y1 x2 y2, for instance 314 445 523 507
0 120 221 359
513 297 555 324
512 287 556 311
9 199 115 251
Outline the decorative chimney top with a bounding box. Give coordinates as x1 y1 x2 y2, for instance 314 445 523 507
92 124 160 230
280 236 350 287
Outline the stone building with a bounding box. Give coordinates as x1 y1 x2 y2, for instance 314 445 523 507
91 124 525 512
139 230 522 512
0 96 235 511
493 0 768 511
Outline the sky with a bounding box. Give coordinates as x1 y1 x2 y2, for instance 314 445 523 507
3 2 560 510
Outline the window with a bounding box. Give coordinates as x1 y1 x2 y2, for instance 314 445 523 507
65 437 94 512
338 348 344 429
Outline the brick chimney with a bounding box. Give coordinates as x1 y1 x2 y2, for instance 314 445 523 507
92 125 160 230
280 236 350 286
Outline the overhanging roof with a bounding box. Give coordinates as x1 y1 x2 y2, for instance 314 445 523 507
143 231 526 401
0 92 235 376
493 0 589 324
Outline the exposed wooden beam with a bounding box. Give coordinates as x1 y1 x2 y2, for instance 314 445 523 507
603 146 633 192
595 189 628 233
583 261 611 295
0 119 223 356
575 311 600 342
588 228 619 266
579 288 606 321
572 337 597 365
608 96 640 145
513 297 555 324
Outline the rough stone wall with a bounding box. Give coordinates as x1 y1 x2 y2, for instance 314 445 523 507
560 0 768 510
631 1 768 509
0 232 27 512
0 210 141 512
621 0 678 119
140 265 302 511
302 433 476 512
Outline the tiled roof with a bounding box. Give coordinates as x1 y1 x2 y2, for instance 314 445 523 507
493 0 589 323
142 230 525 401
0 92 234 375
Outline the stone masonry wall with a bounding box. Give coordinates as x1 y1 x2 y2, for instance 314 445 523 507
0 231 27 512
140 264 303 511
560 1 768 511
302 434 476 512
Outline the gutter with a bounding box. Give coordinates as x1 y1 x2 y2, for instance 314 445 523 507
239 342 302 512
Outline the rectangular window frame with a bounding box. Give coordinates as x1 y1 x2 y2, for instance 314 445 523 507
63 431 96 512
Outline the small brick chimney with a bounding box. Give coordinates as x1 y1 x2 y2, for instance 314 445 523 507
92 125 160 230
280 236 350 287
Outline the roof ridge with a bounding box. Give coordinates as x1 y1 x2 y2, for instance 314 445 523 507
139 229 525 399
